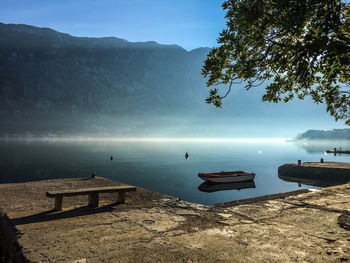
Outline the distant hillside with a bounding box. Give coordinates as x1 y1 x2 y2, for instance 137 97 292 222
0 23 212 135
294 129 350 140
0 23 346 137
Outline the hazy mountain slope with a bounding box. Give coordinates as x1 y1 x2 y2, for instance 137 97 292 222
0 23 346 137
0 23 210 135
294 129 350 140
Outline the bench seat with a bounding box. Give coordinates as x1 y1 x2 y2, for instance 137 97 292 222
46 185 136 211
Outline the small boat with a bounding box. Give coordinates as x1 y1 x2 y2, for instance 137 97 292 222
198 171 255 183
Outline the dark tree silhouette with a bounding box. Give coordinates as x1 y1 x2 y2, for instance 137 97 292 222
203 0 350 123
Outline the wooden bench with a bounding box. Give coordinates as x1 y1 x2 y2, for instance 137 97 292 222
46 185 137 211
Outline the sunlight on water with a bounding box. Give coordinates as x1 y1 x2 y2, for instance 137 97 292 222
1 137 286 143
0 138 349 205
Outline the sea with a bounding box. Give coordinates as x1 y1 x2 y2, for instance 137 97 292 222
0 138 349 205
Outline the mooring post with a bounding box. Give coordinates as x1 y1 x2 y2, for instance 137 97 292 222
298 160 301 166
320 158 324 163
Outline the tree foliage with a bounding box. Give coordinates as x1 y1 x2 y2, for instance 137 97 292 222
203 0 350 124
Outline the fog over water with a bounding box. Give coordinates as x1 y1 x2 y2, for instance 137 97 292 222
1 138 349 205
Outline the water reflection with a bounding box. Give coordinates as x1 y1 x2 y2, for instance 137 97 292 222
278 173 350 187
1 139 347 205
198 181 256 193
291 139 350 154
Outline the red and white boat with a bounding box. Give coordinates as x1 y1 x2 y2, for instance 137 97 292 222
198 171 256 183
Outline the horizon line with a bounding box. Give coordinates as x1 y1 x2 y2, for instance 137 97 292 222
0 137 288 143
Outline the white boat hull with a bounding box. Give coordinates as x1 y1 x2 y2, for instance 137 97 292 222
199 174 255 183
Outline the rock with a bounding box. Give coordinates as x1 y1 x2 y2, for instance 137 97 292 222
337 213 350 231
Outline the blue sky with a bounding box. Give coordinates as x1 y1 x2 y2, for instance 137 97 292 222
1 0 226 50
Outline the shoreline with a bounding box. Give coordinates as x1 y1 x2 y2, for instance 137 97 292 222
0 136 287 143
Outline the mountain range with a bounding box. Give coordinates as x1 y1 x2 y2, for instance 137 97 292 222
0 23 346 137
294 129 350 141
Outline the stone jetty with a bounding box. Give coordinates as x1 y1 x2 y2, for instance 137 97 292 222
278 161 350 187
0 177 349 262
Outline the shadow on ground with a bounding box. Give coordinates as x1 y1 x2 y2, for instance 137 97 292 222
11 203 122 226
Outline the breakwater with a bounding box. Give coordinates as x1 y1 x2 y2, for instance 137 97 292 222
278 161 350 187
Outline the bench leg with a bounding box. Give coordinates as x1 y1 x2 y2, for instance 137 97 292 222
88 193 99 207
118 191 126 203
54 196 63 211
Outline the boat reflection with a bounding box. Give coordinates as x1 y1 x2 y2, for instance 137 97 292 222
198 180 256 193
278 173 350 187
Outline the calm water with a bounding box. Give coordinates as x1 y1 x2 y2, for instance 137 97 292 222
0 139 349 205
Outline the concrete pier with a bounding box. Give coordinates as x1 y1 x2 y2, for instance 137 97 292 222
278 162 350 187
0 177 349 262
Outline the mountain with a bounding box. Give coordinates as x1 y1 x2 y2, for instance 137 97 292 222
0 23 212 136
294 129 350 141
0 23 346 137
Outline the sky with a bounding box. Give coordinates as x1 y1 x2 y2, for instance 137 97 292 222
1 0 226 51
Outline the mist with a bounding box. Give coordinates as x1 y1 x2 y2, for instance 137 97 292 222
0 23 347 140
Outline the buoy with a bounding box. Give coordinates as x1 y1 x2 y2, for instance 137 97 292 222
110 156 114 161
185 152 189 160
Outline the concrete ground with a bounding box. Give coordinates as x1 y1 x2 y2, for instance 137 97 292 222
0 177 349 263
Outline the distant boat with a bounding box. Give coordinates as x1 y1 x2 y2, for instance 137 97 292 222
198 180 256 192
185 152 189 160
198 171 255 183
